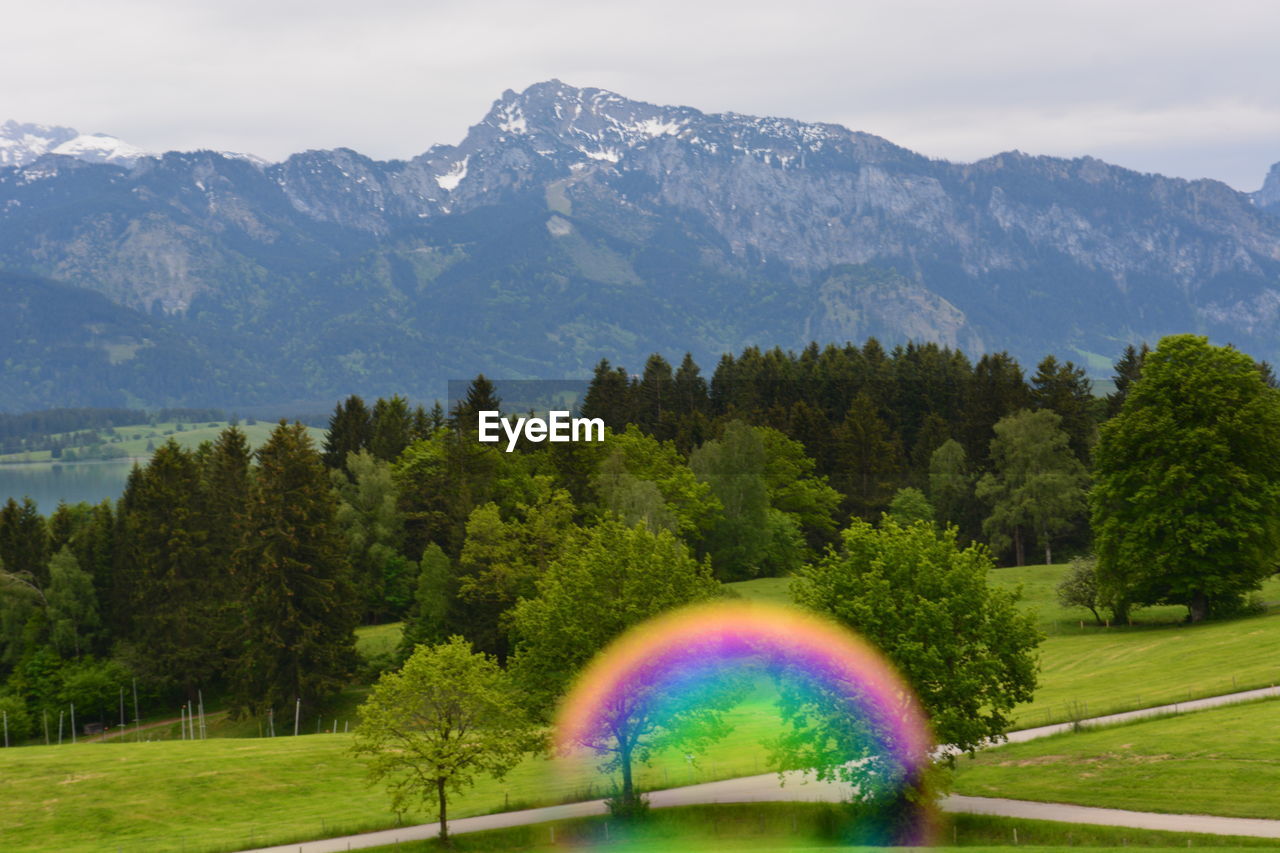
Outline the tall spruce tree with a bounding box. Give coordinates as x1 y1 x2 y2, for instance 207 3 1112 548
231 422 358 716
370 395 415 462
1105 344 1149 419
451 375 502 431
581 359 633 429
115 441 215 693
323 395 373 470
1030 356 1096 463
0 498 50 588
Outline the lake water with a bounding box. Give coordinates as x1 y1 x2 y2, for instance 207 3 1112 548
0 460 139 510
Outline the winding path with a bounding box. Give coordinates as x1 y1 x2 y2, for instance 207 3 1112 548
235 685 1280 852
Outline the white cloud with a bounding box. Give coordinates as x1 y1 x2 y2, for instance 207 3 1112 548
1 0 1277 188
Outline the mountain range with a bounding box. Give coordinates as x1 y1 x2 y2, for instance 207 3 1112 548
2 81 1279 412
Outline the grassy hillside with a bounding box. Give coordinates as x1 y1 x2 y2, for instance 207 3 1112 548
732 568 1280 727
0 420 327 465
0 690 800 852
954 698 1280 819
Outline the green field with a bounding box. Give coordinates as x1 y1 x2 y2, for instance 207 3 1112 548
955 698 1280 819
6 568 1278 851
732 568 1280 728
356 620 406 661
0 688 803 852
361 804 1280 852
0 420 327 465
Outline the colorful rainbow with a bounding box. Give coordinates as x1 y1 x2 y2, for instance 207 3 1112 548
554 599 935 841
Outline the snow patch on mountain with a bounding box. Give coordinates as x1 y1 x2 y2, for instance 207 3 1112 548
0 120 152 167
436 156 468 191
51 133 152 165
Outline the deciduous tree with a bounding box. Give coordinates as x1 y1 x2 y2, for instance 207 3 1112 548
352 637 533 843
976 409 1087 566
792 518 1040 754
1092 335 1280 622
509 520 722 806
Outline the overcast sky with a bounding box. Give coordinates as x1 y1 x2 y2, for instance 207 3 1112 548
3 0 1278 189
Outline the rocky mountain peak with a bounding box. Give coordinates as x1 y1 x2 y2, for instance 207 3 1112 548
1255 162 1280 212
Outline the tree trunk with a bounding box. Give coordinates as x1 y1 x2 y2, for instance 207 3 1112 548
437 777 449 844
1043 535 1052 566
1013 526 1025 566
620 740 634 803
1189 590 1208 624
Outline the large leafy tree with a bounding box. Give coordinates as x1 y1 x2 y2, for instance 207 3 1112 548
1092 335 1280 623
46 546 99 659
691 421 816 579
451 482 576 661
791 518 1040 755
509 520 723 806
976 409 1088 566
230 422 358 716
332 450 409 622
592 426 719 542
352 637 533 843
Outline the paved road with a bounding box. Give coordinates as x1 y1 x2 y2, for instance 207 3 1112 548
237 686 1280 852
1002 684 1280 745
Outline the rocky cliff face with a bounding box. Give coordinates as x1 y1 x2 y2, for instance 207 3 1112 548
1255 162 1280 212
2 82 1279 409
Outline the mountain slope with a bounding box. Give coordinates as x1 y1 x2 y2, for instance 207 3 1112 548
0 270 245 411
2 81 1279 410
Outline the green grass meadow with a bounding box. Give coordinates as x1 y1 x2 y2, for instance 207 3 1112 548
733 565 1280 728
0 420 327 465
954 698 1280 820
4 564 1279 850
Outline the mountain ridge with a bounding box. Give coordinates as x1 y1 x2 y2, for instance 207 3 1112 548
2 80 1280 411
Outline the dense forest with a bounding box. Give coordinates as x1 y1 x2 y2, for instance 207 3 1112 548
0 338 1156 738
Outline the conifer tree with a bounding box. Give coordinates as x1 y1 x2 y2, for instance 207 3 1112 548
451 375 502 430
635 354 675 436
672 353 709 416
0 498 50 588
115 441 215 692
203 426 252 564
1031 356 1096 463
1105 343 1149 419
323 395 373 470
580 359 633 429
832 394 903 520
231 422 358 716
370 395 415 462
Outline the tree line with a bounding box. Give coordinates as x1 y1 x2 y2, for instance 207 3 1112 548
1 333 1274 760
